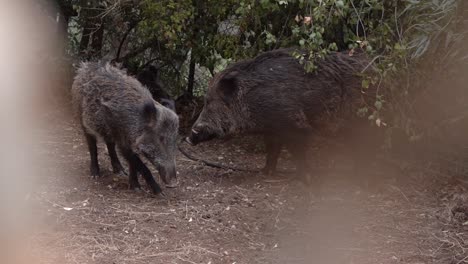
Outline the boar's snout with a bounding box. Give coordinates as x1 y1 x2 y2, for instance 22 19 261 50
186 123 217 146
158 163 178 188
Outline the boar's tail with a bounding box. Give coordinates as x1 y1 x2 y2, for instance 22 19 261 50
177 139 295 174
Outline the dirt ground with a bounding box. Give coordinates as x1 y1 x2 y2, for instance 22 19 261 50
28 109 467 264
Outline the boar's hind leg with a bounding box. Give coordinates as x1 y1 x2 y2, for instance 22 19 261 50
84 132 100 178
262 135 282 176
121 148 162 195
105 141 125 175
287 136 313 186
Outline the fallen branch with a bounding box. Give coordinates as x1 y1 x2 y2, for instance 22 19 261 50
177 140 296 174
177 142 259 172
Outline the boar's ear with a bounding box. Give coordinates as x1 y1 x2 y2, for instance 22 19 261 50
218 71 239 103
142 102 157 127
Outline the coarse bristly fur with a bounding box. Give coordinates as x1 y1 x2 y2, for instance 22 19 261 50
72 61 179 194
187 48 378 184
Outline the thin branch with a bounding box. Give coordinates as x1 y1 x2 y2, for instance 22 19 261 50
178 142 259 172
275 7 293 49
140 58 160 70
115 20 140 61
115 38 160 63
350 0 367 39
178 141 295 174
395 4 403 44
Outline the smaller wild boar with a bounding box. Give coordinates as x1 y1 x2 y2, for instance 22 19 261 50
137 65 176 112
72 62 179 194
186 48 375 184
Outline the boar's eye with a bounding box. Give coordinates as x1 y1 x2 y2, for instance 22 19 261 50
159 136 165 142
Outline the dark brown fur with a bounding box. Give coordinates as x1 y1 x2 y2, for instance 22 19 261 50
187 48 377 184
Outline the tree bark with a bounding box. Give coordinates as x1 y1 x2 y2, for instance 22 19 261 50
55 1 77 55
78 0 92 57
78 0 104 59
185 55 196 99
183 0 204 99
90 19 104 58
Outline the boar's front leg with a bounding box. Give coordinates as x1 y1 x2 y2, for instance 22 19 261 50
133 156 163 195
84 132 100 178
121 148 163 195
121 148 141 191
105 141 126 175
262 135 283 176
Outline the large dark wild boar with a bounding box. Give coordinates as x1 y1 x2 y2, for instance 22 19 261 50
186 48 374 183
72 62 179 194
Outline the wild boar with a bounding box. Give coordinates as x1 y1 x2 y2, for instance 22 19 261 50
186 48 374 184
72 62 179 194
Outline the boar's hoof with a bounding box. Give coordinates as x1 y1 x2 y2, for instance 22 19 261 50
90 167 100 179
165 179 179 188
115 170 128 178
113 165 127 176
130 187 143 193
154 191 166 198
129 181 141 190
261 166 275 176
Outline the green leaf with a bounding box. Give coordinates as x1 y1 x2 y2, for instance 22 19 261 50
362 79 370 89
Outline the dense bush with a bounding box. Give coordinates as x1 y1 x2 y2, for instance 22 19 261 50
50 0 467 149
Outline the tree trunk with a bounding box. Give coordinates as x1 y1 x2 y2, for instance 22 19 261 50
78 0 92 57
79 27 91 56
56 0 77 55
183 0 204 99
78 0 103 59
186 55 196 99
91 20 104 58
